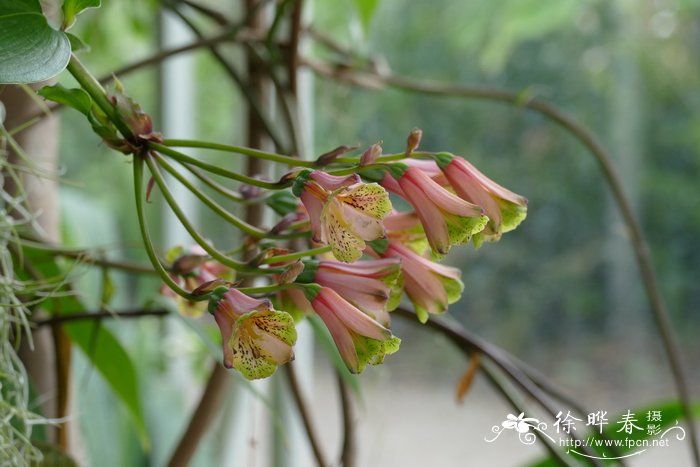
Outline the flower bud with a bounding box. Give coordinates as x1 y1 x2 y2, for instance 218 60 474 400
279 261 305 284
315 145 357 166
360 142 383 166
406 128 423 156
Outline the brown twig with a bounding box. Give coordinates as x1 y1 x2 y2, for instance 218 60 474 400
244 43 302 156
285 363 329 467
51 325 71 449
287 0 304 95
168 4 288 152
27 247 157 275
33 309 169 327
181 0 230 26
336 370 356 467
394 308 602 466
307 55 698 466
166 364 231 467
478 360 573 467
165 2 285 464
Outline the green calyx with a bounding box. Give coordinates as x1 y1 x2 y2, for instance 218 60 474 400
433 152 455 170
366 238 389 255
384 163 409 181
207 286 230 314
301 283 322 301
291 169 313 197
295 260 319 283
358 167 386 182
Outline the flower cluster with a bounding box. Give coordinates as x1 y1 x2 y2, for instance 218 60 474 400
160 133 527 380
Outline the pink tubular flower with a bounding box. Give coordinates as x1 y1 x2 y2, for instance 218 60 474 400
308 287 400 374
382 210 429 254
379 240 463 323
435 153 527 246
389 165 488 255
212 288 297 380
295 170 392 262
161 245 232 317
305 258 402 326
379 159 448 197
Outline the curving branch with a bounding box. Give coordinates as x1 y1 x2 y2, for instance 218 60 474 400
285 363 330 467
33 309 169 327
395 308 606 466
336 370 356 467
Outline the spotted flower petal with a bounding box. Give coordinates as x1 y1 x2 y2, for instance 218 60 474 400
213 288 297 380
298 171 391 262
319 183 391 262
230 310 297 380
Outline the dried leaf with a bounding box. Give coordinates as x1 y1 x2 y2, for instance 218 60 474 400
456 353 481 403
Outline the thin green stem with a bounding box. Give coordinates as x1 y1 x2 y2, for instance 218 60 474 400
237 282 308 295
181 163 246 202
66 54 134 141
154 154 260 236
133 157 198 300
328 163 391 177
162 139 315 168
145 154 282 274
180 163 277 205
150 142 289 190
262 246 331 264
154 153 308 240
335 151 432 165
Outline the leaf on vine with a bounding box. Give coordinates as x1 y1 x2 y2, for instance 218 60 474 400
38 84 92 116
0 0 71 83
352 0 380 31
66 32 90 53
61 0 101 30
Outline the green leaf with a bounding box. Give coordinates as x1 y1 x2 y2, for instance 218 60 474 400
38 84 92 116
62 320 150 449
66 32 89 52
0 0 71 83
16 246 150 449
61 0 101 30
100 267 115 305
352 0 380 30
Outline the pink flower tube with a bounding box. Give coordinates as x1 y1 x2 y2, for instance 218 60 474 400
308 287 400 373
312 258 402 326
390 165 488 255
435 153 527 246
380 240 464 323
